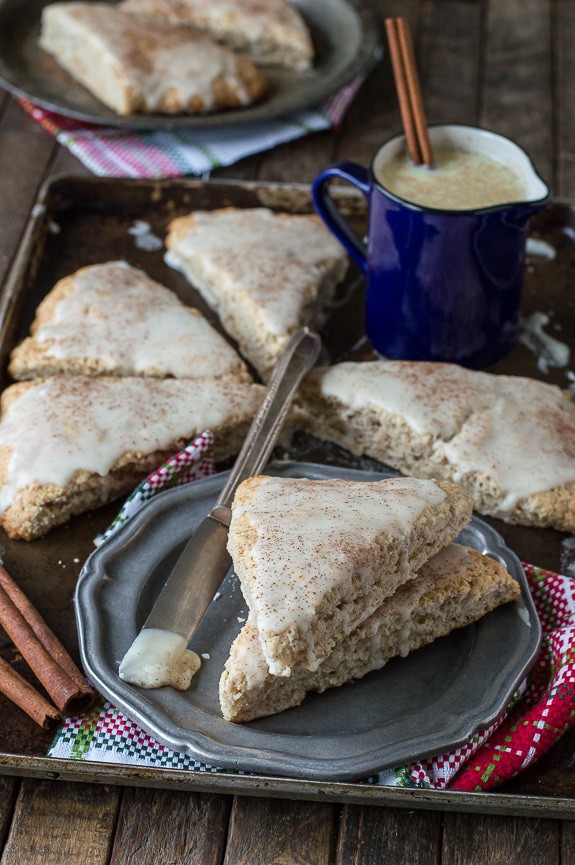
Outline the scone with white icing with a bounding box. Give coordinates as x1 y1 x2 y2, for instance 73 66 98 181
220 544 520 722
120 0 314 70
9 261 249 383
0 376 264 540
293 360 575 533
226 474 473 676
165 207 349 380
39 2 267 115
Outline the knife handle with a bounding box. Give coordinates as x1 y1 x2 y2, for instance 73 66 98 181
215 327 321 511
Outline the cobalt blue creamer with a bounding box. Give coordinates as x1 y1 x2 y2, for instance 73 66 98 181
312 124 549 369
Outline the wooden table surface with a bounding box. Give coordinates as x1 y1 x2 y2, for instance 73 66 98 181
1 0 575 862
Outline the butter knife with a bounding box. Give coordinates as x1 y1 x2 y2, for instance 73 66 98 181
118 327 321 690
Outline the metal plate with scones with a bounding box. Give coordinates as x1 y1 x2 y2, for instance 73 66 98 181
75 461 541 782
0 0 381 128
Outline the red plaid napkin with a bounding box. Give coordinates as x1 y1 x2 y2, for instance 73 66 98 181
385 564 575 791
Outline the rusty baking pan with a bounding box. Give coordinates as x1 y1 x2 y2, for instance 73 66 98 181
0 175 573 816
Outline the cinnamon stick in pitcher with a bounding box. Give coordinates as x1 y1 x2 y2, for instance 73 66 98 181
0 565 95 715
385 16 434 167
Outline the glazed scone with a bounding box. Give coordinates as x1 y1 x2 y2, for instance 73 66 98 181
227 474 473 675
8 261 249 383
0 376 264 540
293 360 575 532
120 0 314 70
165 208 349 379
39 2 267 115
220 544 521 722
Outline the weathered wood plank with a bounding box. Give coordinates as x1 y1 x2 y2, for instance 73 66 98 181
482 0 553 185
109 788 231 865
441 812 560 865
420 0 483 126
0 99 57 288
554 0 575 198
336 805 441 865
0 780 120 865
49 144 90 177
336 0 416 166
257 130 336 185
0 776 19 851
222 797 337 865
561 819 575 865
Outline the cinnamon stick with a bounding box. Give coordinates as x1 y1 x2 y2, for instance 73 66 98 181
0 565 96 715
385 16 434 167
385 17 421 165
396 17 434 167
0 656 61 730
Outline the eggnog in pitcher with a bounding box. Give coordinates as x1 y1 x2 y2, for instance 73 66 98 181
375 146 526 210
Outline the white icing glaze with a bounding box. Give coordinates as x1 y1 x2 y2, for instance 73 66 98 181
41 3 258 114
167 209 345 336
119 629 201 690
122 0 313 65
230 543 486 688
34 261 242 379
318 361 575 507
526 237 556 260
231 475 447 652
519 311 571 372
0 376 256 511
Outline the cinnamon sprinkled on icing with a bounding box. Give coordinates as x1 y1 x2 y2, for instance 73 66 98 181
166 209 345 336
0 376 252 511
32 261 242 379
318 361 575 507
230 475 447 651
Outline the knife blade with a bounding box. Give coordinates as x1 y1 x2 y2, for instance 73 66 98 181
118 327 321 690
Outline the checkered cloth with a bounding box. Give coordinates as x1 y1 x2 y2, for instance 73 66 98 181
20 77 364 178
377 564 575 791
48 445 575 791
95 429 215 545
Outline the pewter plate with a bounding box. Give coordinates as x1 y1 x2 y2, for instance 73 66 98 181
75 462 541 782
0 0 380 128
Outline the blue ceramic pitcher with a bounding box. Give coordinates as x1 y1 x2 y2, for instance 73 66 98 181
312 124 549 369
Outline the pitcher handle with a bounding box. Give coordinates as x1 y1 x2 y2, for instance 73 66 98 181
312 162 370 272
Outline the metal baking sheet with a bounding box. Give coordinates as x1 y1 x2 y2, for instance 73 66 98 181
0 176 573 816
75 461 540 782
0 0 381 128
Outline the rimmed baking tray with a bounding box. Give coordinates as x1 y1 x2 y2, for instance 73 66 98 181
0 176 573 816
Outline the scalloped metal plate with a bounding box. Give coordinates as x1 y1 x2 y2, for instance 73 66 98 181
75 462 541 781
0 0 381 128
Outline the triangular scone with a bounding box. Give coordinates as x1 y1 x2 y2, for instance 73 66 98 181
0 376 264 540
120 0 314 70
39 3 267 116
220 544 520 722
8 261 250 383
293 360 575 533
165 208 349 380
220 544 521 722
227 474 473 676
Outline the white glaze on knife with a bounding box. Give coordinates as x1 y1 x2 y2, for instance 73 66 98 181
119 629 201 690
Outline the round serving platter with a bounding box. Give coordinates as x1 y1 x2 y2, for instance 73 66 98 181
0 0 381 128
